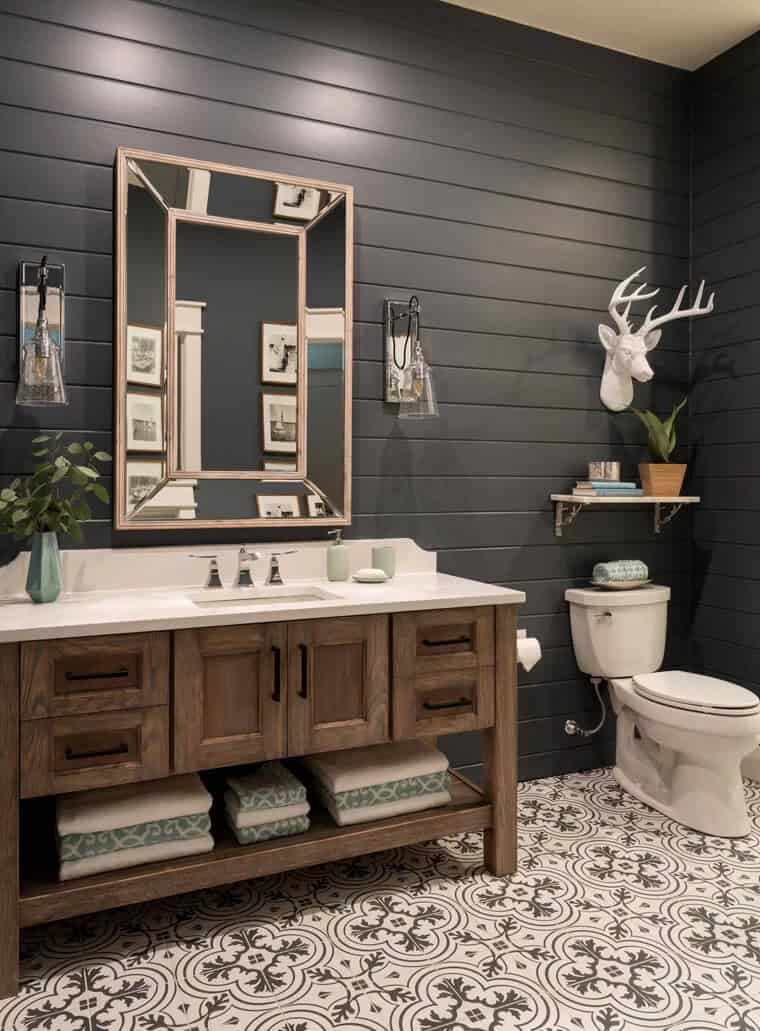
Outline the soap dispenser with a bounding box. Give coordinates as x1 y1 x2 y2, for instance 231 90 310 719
326 529 350 582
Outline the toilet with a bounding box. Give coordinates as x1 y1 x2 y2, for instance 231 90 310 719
565 584 760 837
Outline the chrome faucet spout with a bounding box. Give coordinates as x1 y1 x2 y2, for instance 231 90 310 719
236 547 262 588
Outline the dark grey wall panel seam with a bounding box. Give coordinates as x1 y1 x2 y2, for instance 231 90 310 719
0 4 691 186
156 0 687 114
299 0 687 105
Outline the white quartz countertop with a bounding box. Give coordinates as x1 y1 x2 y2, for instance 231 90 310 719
0 573 525 643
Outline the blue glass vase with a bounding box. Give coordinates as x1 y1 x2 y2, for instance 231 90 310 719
26 532 62 604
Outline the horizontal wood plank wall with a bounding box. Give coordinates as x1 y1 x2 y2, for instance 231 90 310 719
691 31 760 697
0 0 691 778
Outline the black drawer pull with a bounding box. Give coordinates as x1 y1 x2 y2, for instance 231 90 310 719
65 667 130 682
272 645 281 702
298 643 309 699
64 742 129 762
422 636 472 648
423 697 472 711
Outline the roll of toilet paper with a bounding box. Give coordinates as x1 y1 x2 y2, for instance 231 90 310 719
517 636 542 672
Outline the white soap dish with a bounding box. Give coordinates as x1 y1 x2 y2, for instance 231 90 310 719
353 567 388 583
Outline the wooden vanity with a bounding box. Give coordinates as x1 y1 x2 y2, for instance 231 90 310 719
0 598 518 998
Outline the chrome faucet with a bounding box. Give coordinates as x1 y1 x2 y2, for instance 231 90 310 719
236 547 262 588
190 554 223 588
265 551 296 586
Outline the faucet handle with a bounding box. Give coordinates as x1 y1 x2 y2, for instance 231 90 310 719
189 554 223 589
239 547 262 561
265 550 296 586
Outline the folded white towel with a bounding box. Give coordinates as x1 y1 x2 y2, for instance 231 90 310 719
302 740 447 795
59 832 214 881
323 788 451 826
57 774 212 836
224 794 310 829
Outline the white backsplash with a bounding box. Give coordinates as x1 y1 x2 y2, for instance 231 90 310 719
0 538 435 598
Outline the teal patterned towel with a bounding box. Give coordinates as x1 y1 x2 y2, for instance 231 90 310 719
328 771 450 811
232 815 309 844
59 813 211 862
592 559 649 583
226 762 306 811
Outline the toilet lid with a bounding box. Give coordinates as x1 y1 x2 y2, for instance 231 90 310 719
633 670 760 714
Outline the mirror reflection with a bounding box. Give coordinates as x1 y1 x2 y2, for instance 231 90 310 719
116 149 352 529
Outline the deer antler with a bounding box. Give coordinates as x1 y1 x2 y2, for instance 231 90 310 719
637 279 715 336
608 267 660 335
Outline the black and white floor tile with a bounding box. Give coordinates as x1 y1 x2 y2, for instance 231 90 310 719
4 767 760 1030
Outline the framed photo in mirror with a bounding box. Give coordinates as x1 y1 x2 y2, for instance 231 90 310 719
125 458 163 514
261 322 297 385
273 183 321 221
126 390 164 452
256 495 301 518
306 494 328 517
262 392 297 453
126 324 162 387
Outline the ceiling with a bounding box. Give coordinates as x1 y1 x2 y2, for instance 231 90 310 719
442 0 760 70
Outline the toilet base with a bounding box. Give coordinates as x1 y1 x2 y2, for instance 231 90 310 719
613 760 751 838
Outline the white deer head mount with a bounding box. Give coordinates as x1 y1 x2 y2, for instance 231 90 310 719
599 267 715 412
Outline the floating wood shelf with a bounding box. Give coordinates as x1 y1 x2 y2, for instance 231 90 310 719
19 773 489 927
550 494 700 538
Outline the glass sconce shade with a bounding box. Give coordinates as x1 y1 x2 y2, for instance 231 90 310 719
17 315 67 406
16 257 68 407
398 338 439 419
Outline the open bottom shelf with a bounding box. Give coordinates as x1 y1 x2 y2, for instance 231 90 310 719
19 773 490 927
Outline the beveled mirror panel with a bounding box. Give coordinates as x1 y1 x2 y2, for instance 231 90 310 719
115 148 352 530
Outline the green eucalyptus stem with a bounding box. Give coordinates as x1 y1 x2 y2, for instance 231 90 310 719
0 433 111 542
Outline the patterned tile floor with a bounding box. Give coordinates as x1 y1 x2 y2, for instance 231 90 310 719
3 767 760 1030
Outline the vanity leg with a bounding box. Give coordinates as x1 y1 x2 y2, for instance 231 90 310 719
483 605 518 876
0 645 19 998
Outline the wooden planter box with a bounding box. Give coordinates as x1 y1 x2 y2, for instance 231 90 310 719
639 463 686 497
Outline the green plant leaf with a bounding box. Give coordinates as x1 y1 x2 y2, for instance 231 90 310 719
31 435 51 444
51 465 68 484
12 509 28 524
83 442 93 451
90 483 109 504
54 455 70 470
31 448 49 458
67 442 84 454
74 465 98 480
94 451 112 462
0 488 16 502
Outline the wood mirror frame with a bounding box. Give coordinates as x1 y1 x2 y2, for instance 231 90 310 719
113 147 354 531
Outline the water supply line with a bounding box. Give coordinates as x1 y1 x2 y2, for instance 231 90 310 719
565 677 607 738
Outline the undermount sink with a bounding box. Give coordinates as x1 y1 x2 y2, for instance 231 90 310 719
189 586 337 608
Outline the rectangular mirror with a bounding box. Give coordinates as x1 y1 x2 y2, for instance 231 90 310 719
114 148 353 530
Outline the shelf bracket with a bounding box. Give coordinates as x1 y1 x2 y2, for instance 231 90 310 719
554 500 584 537
654 501 683 534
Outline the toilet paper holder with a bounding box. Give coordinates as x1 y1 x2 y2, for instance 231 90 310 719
516 628 542 672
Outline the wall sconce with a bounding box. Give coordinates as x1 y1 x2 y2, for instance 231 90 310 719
16 256 68 406
384 294 439 419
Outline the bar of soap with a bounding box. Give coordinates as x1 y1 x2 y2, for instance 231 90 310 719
353 567 388 583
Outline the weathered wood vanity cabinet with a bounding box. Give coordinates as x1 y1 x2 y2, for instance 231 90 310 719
0 603 518 998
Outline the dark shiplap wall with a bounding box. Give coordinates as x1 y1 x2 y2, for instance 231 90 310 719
0 0 693 778
691 32 760 693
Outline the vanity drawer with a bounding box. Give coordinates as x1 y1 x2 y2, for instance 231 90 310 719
20 632 170 719
392 607 495 678
393 666 495 738
20 707 170 797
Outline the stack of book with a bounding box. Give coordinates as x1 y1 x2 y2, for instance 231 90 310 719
572 480 643 498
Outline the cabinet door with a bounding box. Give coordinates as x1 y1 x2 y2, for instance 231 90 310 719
174 624 287 772
287 615 389 755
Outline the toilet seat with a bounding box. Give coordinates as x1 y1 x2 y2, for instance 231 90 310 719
633 670 760 716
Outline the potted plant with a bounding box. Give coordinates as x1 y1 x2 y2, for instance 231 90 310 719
0 434 111 603
632 397 688 497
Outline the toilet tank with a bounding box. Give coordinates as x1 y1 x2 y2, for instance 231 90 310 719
565 585 670 678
